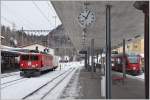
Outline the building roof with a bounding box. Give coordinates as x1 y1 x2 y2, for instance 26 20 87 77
18 42 47 48
0 36 5 39
52 1 144 51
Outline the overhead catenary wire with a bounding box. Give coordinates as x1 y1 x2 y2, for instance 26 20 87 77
1 2 34 30
1 2 52 36
32 0 53 28
47 0 62 27
2 16 32 30
1 16 13 25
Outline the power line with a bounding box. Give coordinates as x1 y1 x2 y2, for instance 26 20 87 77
47 0 62 28
47 1 56 28
2 1 53 35
1 2 37 29
1 16 13 25
32 0 53 27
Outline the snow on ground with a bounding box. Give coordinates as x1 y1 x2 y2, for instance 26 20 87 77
113 71 144 81
26 68 75 99
45 62 83 99
1 70 66 99
1 61 84 100
60 66 82 99
43 68 77 99
1 71 20 75
1 71 20 78
1 75 22 84
135 73 144 80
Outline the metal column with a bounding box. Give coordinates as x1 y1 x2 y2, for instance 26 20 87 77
105 5 112 99
143 4 149 99
122 39 126 78
85 53 87 69
134 2 149 98
97 52 99 63
87 47 90 71
91 39 95 72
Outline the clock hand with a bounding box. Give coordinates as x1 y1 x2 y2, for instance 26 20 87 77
85 10 90 19
82 15 86 18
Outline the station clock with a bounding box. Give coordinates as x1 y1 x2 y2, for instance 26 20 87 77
78 8 95 28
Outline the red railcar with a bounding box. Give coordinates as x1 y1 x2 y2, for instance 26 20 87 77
111 53 142 75
19 52 58 77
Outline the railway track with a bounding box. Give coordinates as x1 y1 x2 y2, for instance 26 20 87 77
1 72 20 78
1 77 24 85
1 69 60 89
1 78 27 89
1 69 66 89
22 68 75 100
1 70 61 89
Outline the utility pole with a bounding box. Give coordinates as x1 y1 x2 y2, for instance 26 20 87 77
12 23 16 32
47 30 49 48
53 16 57 28
21 27 24 46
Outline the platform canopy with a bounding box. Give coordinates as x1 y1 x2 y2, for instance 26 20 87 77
51 1 144 51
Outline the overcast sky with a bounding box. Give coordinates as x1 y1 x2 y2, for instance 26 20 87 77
1 1 61 35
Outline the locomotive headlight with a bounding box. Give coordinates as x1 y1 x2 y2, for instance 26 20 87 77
28 61 31 66
32 65 35 68
21 64 23 66
133 67 136 70
35 64 38 67
112 63 114 66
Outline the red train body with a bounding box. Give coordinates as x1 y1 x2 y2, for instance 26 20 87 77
111 53 142 75
19 53 58 77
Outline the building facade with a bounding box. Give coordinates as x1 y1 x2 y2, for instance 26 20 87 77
114 38 144 57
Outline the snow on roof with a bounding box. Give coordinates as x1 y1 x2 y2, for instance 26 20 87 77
18 43 46 48
0 36 5 39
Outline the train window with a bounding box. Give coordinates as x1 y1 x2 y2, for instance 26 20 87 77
30 55 38 61
21 55 29 60
128 56 138 64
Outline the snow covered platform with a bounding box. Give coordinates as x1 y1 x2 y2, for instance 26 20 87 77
61 67 102 99
112 71 145 99
78 69 102 99
1 62 145 99
61 68 145 99
1 62 84 100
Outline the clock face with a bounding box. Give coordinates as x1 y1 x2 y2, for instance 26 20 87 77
78 9 95 27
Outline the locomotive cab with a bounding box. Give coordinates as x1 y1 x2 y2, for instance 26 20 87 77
20 54 40 69
127 55 142 75
111 53 142 75
20 54 41 77
19 52 57 77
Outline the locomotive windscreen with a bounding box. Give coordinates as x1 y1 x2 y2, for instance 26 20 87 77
30 55 38 61
21 55 38 61
128 56 138 64
21 55 29 60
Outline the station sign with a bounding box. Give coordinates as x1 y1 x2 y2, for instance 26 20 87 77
79 50 87 54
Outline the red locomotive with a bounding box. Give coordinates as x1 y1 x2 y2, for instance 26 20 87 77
111 53 142 75
19 52 58 77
